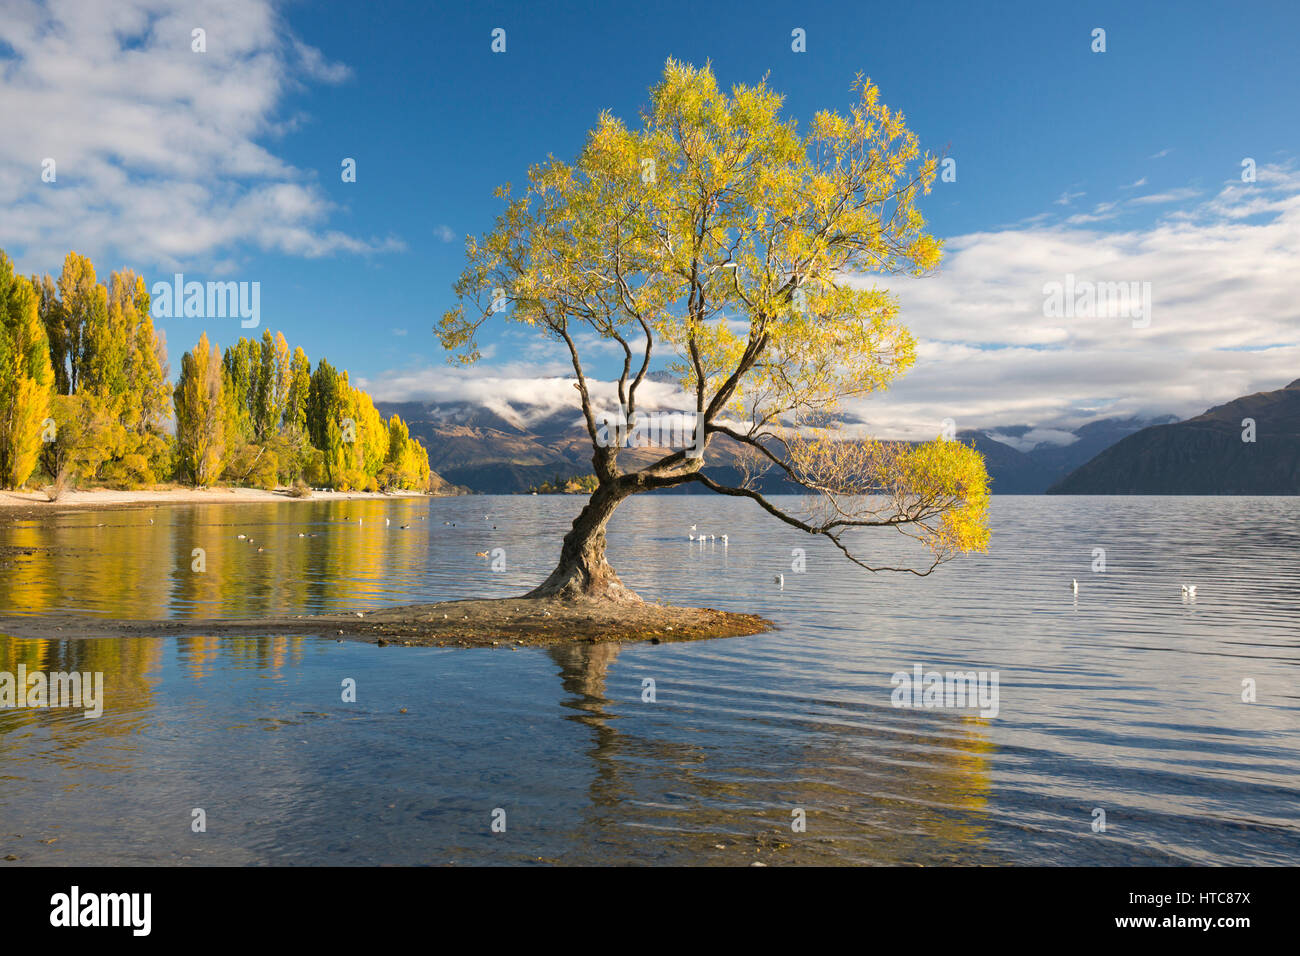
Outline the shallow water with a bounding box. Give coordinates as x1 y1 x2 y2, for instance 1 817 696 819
0 494 1297 865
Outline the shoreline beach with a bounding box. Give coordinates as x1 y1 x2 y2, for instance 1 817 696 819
0 486 439 516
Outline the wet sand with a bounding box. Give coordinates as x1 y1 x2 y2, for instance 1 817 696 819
0 597 774 648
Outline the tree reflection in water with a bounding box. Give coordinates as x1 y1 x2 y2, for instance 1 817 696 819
547 642 1002 865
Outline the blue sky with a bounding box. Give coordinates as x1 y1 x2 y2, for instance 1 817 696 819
2 0 1298 439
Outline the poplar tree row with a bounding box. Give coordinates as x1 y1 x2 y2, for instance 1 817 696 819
0 249 432 492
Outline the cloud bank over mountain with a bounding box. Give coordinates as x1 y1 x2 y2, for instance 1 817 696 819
369 163 1300 441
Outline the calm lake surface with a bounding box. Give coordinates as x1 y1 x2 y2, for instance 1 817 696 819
1 494 1297 866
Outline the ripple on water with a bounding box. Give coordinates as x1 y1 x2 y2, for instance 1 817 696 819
0 495 1297 865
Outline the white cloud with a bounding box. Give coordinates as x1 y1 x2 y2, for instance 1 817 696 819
1020 428 1080 447
433 225 458 243
849 163 1300 439
359 362 691 430
1065 200 1122 225
365 166 1300 445
986 428 1079 451
0 0 399 273
1129 187 1202 205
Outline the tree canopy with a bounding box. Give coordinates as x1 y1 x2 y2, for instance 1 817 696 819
0 248 436 495
440 60 989 596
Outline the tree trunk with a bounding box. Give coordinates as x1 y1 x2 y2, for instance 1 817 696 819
526 481 641 602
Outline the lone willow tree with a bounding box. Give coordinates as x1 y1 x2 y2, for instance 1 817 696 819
440 61 989 602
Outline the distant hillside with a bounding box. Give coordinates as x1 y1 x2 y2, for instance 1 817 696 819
1049 379 1300 494
958 417 1175 493
375 405 586 493
961 416 1175 494
379 397 1169 495
375 400 807 494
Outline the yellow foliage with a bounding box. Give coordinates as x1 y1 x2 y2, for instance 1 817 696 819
0 254 55 488
439 60 988 571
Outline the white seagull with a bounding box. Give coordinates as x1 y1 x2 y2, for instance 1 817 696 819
1071 579 1078 594
775 574 784 590
1182 584 1197 597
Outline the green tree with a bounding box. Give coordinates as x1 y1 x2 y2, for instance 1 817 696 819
306 358 347 484
283 346 311 433
33 274 69 394
221 337 258 445
254 329 291 440
272 344 314 484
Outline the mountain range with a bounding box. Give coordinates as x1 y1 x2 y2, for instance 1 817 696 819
375 398 802 494
1048 379 1300 494
956 417 1177 493
379 378 1299 496
374 398 1163 495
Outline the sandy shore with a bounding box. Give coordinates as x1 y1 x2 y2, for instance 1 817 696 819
0 486 433 515
0 597 774 648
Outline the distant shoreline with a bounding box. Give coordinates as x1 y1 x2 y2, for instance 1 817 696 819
0 486 434 514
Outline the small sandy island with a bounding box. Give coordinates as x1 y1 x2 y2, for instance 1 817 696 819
0 486 432 516
0 487 773 647
0 598 773 648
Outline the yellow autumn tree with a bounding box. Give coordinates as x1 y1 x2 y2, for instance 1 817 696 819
174 333 226 486
379 414 433 490
55 251 98 395
339 385 388 491
30 256 170 489
441 61 989 600
0 252 55 488
99 270 170 486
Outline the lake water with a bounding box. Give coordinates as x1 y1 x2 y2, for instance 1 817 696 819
1 494 1297 865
